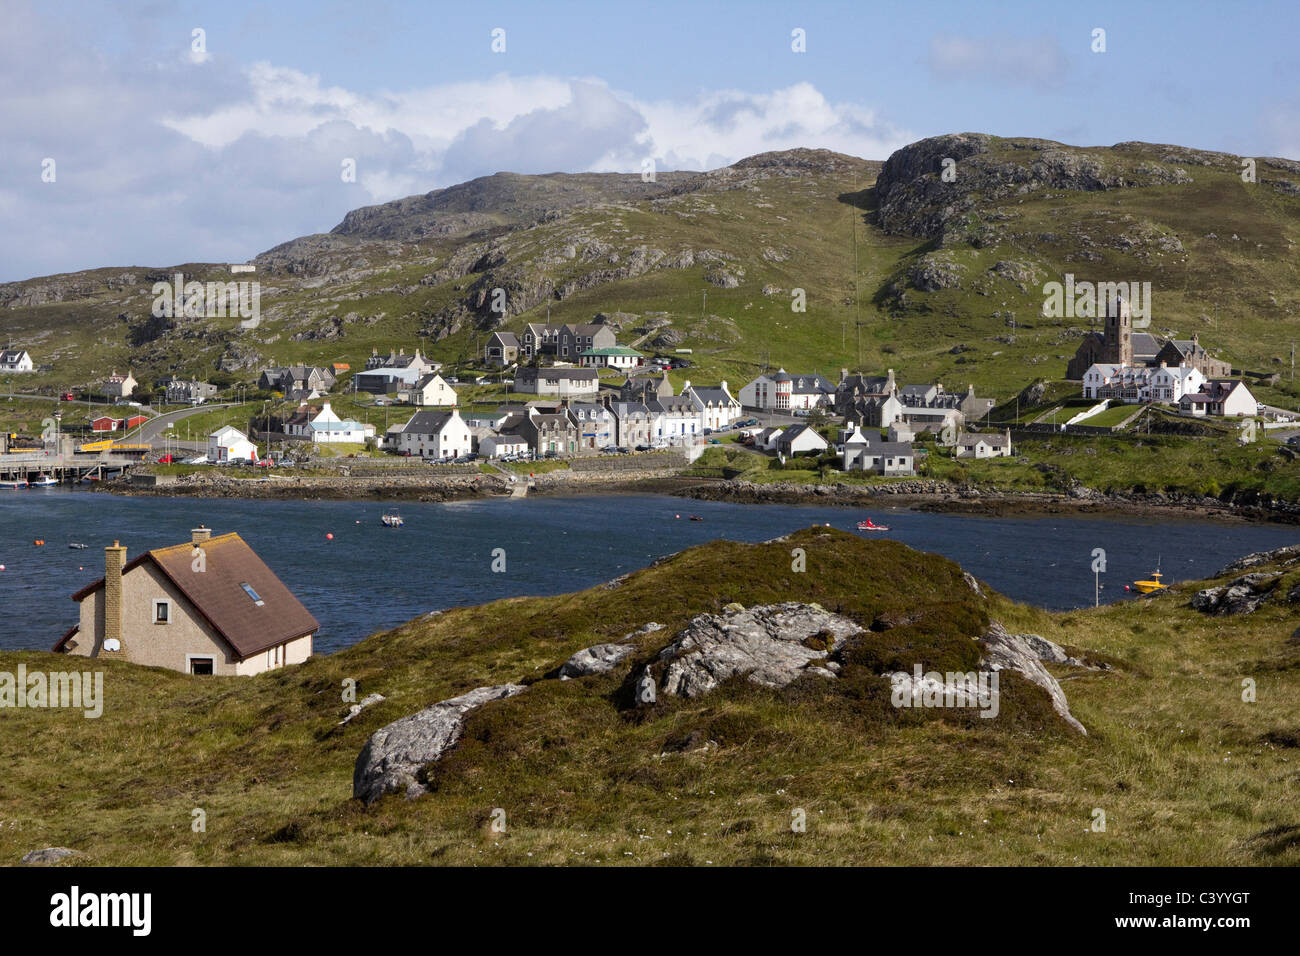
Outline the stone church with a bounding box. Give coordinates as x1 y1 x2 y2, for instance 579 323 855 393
1066 296 1231 380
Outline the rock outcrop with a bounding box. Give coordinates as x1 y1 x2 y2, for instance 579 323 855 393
1191 573 1281 616
656 602 862 697
21 847 79 865
353 683 526 804
977 623 1087 734
560 643 636 679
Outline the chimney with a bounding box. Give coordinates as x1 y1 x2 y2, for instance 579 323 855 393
191 526 211 545
104 541 127 648
841 368 848 382
886 368 896 392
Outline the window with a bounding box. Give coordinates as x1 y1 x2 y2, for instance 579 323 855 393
240 582 264 606
153 599 171 624
189 658 214 675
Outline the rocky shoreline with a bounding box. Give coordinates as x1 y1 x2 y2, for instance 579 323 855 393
673 478 1300 525
97 469 1300 525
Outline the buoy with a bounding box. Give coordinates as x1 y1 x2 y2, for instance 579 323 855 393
326 533 334 540
0 565 5 571
675 514 680 519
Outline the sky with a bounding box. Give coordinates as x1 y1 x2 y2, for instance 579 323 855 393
2 0 1298 282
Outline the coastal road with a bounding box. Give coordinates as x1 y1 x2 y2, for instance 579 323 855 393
125 403 235 451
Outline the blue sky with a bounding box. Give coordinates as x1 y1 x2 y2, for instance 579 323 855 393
2 0 1298 281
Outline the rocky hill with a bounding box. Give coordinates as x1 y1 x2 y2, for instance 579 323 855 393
2 135 1299 408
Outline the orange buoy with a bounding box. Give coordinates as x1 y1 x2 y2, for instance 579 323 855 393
326 533 334 540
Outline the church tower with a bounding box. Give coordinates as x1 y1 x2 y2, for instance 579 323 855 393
1101 294 1132 366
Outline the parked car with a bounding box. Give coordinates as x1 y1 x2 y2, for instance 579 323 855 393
634 444 650 451
156 454 173 463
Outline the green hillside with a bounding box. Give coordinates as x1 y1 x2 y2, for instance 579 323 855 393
2 135 1300 412
4 528 1300 865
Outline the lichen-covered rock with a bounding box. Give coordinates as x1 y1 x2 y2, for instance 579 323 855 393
353 683 526 804
560 643 636 679
657 602 862 698
977 623 1087 734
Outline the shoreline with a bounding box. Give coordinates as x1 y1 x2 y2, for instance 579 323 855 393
93 468 1300 525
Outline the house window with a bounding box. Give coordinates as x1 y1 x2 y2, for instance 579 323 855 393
240 582 264 606
189 657 214 675
153 599 171 624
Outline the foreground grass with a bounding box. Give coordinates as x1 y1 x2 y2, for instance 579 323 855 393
2 528 1300 866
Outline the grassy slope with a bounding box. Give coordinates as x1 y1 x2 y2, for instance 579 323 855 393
3 527 1300 866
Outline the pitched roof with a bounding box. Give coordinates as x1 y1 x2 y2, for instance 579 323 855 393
862 439 914 455
401 409 458 433
65 533 318 659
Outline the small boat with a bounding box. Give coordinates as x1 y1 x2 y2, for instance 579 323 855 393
689 515 704 521
68 543 87 550
0 479 29 489
381 511 404 528
80 474 100 483
856 518 890 532
1131 569 1168 595
30 474 57 487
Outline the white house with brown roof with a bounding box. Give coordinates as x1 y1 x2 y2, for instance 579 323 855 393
54 528 317 676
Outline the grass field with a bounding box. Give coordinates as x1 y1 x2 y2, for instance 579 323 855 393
3 527 1299 866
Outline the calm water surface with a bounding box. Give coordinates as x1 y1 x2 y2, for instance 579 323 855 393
0 489 1295 653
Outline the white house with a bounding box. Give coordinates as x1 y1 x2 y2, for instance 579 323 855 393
755 426 785 452
398 373 458 407
1180 379 1258 418
0 349 35 373
512 366 600 398
684 381 743 431
739 369 834 411
775 424 829 457
1083 362 1205 404
955 430 1013 459
480 434 529 459
397 407 472 459
103 370 137 398
647 396 701 442
844 439 916 476
209 426 258 464
579 346 643 369
306 402 376 444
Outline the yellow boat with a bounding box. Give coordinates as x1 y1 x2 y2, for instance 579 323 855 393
1131 569 1168 594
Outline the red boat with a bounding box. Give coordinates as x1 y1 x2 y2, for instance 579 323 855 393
856 518 890 532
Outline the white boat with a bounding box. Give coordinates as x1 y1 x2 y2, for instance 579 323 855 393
0 479 29 489
381 511 404 528
30 474 57 487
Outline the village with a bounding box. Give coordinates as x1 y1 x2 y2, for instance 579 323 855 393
0 289 1288 490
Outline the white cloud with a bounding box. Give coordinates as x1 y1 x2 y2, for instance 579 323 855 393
0 9 911 282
